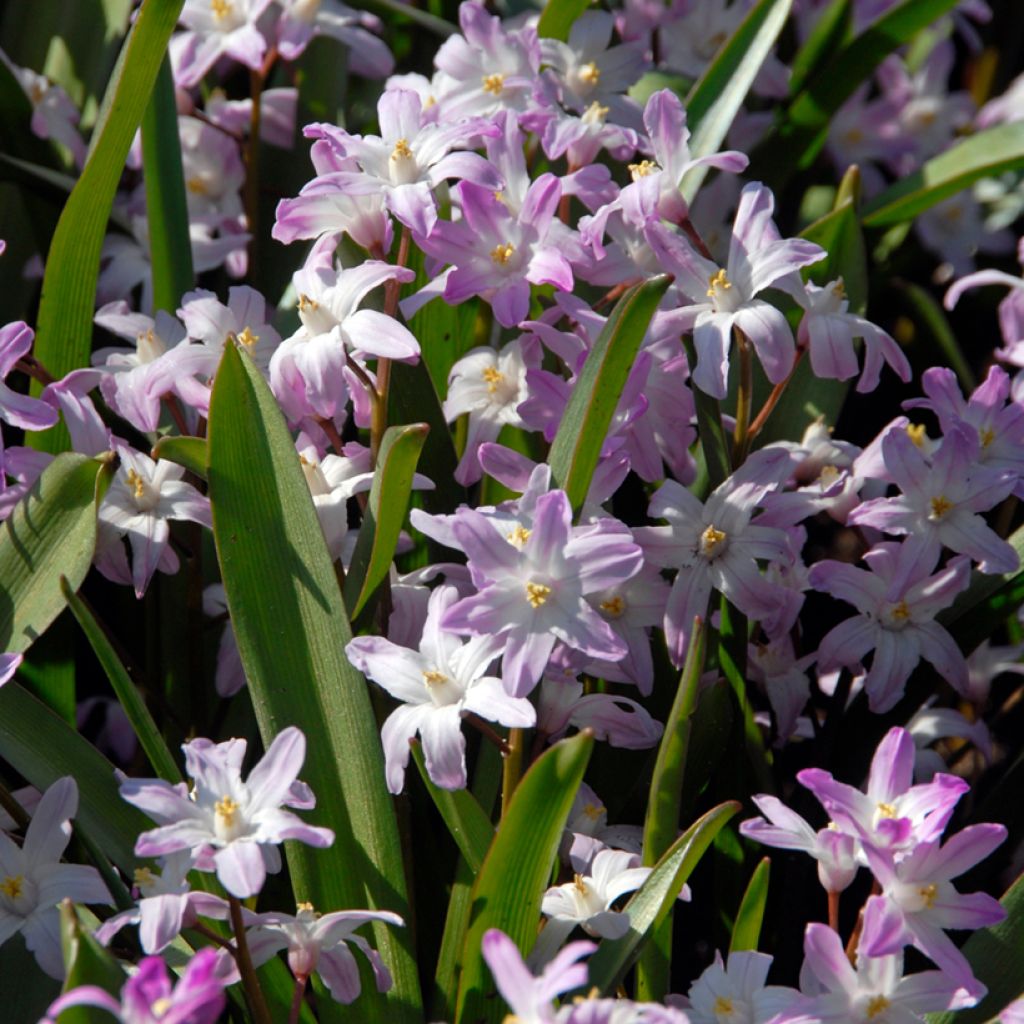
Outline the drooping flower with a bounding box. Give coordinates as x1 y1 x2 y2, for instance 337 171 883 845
275 0 394 77
0 321 59 474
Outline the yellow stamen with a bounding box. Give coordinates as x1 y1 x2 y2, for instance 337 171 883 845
133 867 156 888
1 875 23 900
700 524 727 557
980 427 995 449
628 159 657 179
507 524 531 546
423 669 448 686
482 73 505 95
490 242 515 265
582 802 604 821
573 873 588 893
906 423 927 447
877 802 898 818
713 996 734 1017
832 277 846 299
297 901 314 912
237 326 259 348
819 464 840 482
126 468 146 500
298 293 319 313
391 137 413 160
186 176 209 195
152 997 173 1018
483 365 504 393
215 796 239 827
526 582 551 608
599 595 625 618
579 61 600 85
706 267 732 298
211 0 232 19
891 600 911 621
929 495 953 519
919 883 938 907
582 101 609 123
866 996 890 1018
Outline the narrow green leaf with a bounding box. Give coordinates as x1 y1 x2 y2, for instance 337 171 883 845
411 742 494 875
29 0 185 454
548 276 671 514
729 858 771 953
895 280 975 390
432 861 474 1024
141 55 193 314
206 342 421 1023
681 0 793 201
537 0 589 41
926 873 1024 1024
59 901 126 1018
61 578 182 785
361 0 455 36
586 802 741 994
0 452 111 653
343 422 428 619
150 435 209 480
754 0 960 184
863 123 1024 229
455 732 594 1024
787 0 852 97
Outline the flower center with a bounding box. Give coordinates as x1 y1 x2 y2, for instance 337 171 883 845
483 366 504 393
298 293 318 313
929 495 953 520
389 138 419 184
699 524 728 559
578 61 600 86
526 582 551 608
137 327 164 363
151 997 173 1019
423 669 448 687
134 866 156 889
832 278 846 300
713 996 735 1019
507 525 531 547
211 0 232 19
186 176 209 195
980 427 996 449
884 600 911 629
213 795 244 842
599 595 626 618
906 423 927 447
1 875 23 900
582 101 609 125
582 802 604 821
628 159 657 180
237 326 259 349
918 882 938 908
490 242 515 265
126 468 147 500
391 138 413 161
423 668 463 707
482 73 505 95
865 995 890 1019
706 267 732 299
877 802 898 818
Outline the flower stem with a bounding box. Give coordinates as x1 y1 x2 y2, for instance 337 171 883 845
732 327 753 468
828 890 840 933
287 973 309 1024
747 349 806 443
501 727 525 818
229 896 273 1024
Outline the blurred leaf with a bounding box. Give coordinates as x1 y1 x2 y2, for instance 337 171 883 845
343 422 428 619
894 279 975 390
729 858 771 953
411 742 494 875
0 937 59 1022
548 276 671 514
432 861 474 1024
61 578 182 784
537 0 589 41
586 802 741 994
926 872 1024 1024
206 342 421 1023
754 0 960 185
59 901 126 1020
787 0 853 96
455 732 594 1024
681 0 793 202
141 56 193 314
29 0 184 454
0 452 111 654
863 123 1024 229
150 435 208 480
361 0 455 36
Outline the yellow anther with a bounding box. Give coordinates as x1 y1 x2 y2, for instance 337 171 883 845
579 61 601 85
929 495 953 519
151 998 173 1018
215 796 239 827
877 802 898 818
507 524 531 546
298 293 319 313
582 802 604 821
526 582 551 608
713 996 734 1017
906 423 927 447
819 464 840 482
186 176 209 195
423 670 448 686
573 873 588 893
237 326 259 348
866 996 890 1018
297 901 314 912
599 595 626 618
482 73 505 95
423 94 437 109
980 427 995 449
126 468 146 500
832 278 846 299
582 101 609 123
211 0 232 19
628 159 657 179
706 267 732 298
133 867 156 888
890 600 911 621
700 524 728 557
483 365 505 393
490 242 515 265
919 883 938 907
1 875 23 900
391 137 413 160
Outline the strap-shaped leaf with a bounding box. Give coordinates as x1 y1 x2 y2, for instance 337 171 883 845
862 122 1024 228
548 276 671 514
455 732 594 1024
681 0 793 201
729 857 771 953
150 435 208 480
537 0 589 41
411 742 494 875
29 0 184 453
787 0 852 96
0 452 111 653
59 901 126 1019
586 801 740 994
343 422 428 619
206 341 422 1023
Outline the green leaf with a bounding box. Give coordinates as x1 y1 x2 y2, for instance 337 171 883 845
754 0 960 185
360 0 455 37
61 578 182 785
343 422 428 619
729 857 771 953
29 0 184 454
411 742 494 875
206 342 421 1023
586 802 741 994
926 872 1024 1024
0 452 111 654
432 861 474 1024
787 0 852 97
59 901 126 1020
548 276 671 514
141 56 193 314
681 0 793 202
150 435 209 480
863 123 1024 229
537 0 589 41
455 732 594 1024
894 279 975 390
